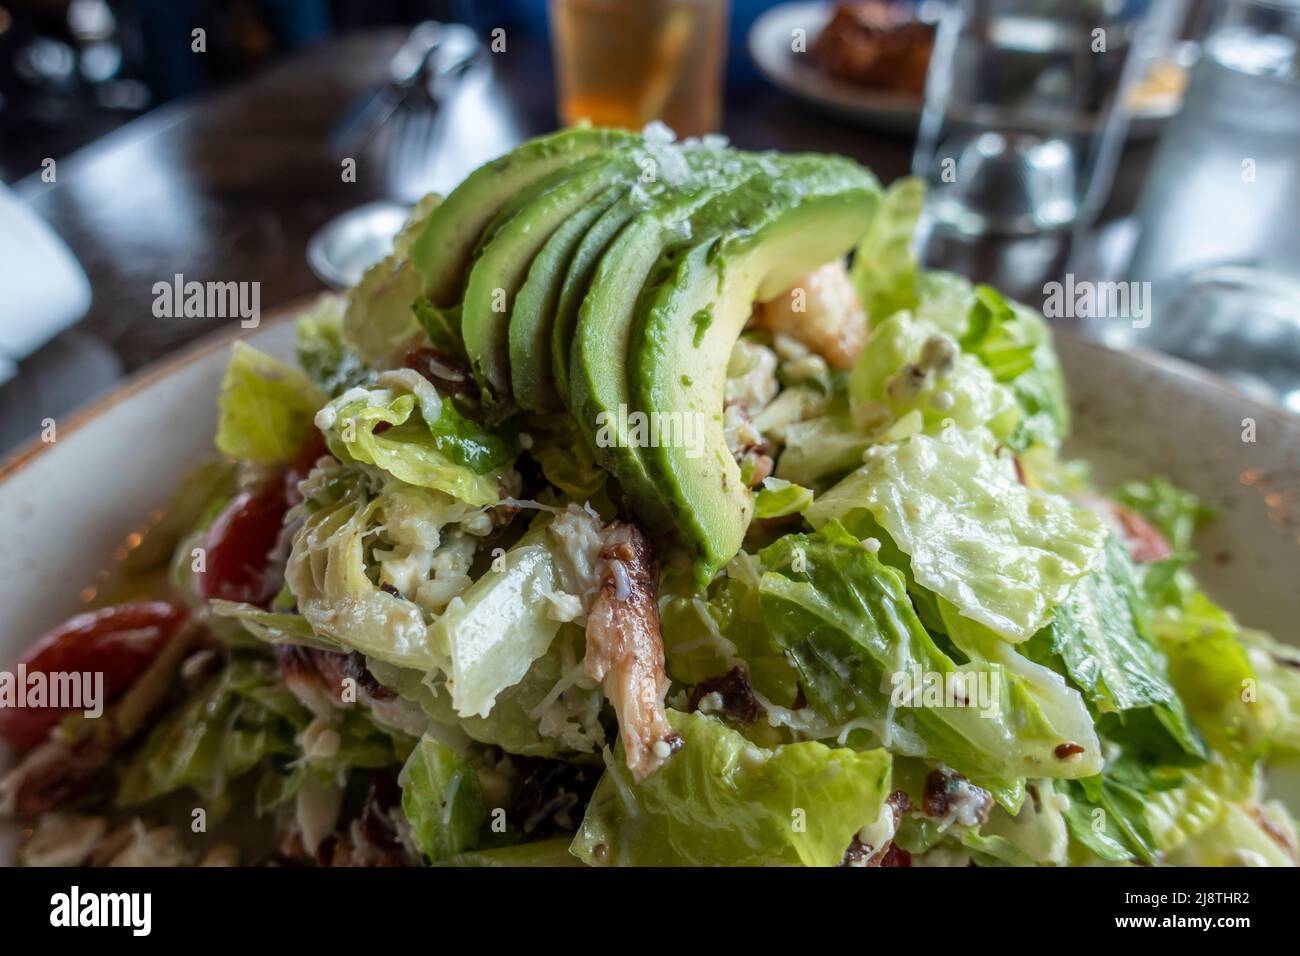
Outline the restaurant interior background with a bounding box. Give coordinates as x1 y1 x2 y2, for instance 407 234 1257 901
0 0 1297 453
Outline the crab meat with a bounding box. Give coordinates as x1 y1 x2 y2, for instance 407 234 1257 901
583 522 679 780
752 260 867 370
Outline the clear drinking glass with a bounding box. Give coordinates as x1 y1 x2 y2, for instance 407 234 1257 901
549 0 730 139
913 0 1153 236
1109 0 1300 412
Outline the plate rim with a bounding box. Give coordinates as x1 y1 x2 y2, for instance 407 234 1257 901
0 295 327 484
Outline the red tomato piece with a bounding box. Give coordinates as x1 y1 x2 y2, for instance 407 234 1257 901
0 602 186 750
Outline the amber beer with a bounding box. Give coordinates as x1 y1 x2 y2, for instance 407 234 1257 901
550 0 729 138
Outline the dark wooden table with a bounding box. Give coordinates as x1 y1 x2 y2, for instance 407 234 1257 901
3 28 1152 450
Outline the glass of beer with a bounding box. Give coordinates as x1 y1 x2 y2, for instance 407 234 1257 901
549 0 730 138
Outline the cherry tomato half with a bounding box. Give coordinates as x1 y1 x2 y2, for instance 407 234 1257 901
0 602 186 750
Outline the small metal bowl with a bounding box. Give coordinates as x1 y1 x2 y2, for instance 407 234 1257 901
307 200 412 289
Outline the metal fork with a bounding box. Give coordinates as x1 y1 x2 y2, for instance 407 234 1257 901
385 25 482 202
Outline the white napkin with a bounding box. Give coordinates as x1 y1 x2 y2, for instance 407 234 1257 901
0 183 92 382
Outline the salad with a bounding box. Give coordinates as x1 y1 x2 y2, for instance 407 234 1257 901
2 127 1297 868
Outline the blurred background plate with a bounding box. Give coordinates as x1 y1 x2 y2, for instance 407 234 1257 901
749 1 1184 137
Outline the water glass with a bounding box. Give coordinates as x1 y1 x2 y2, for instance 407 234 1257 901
913 0 1153 236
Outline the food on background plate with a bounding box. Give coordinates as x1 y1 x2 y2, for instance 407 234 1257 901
809 1 935 95
2 126 1297 868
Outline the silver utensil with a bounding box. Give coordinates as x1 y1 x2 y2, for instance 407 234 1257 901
311 23 483 288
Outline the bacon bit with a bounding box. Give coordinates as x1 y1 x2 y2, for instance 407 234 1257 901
583 522 676 780
1054 742 1085 760
922 769 992 825
688 667 760 724
840 790 913 867
2 737 113 820
878 844 912 867
344 651 395 701
276 645 395 707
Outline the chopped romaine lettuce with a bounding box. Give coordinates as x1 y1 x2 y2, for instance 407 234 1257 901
439 838 583 867
753 477 814 519
400 733 487 863
296 295 373 397
215 342 324 464
117 657 296 818
1024 536 1208 765
368 624 604 759
319 382 507 506
343 193 442 366
571 709 892 867
1110 477 1215 553
1151 588 1276 762
429 524 570 719
808 429 1107 642
758 522 1100 783
849 176 923 324
773 402 872 488
847 310 1021 441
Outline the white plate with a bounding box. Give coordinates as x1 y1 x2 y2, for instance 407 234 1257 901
1 299 1297 861
748 1 1179 137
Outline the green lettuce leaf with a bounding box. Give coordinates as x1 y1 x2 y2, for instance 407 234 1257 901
413 297 464 357
1239 629 1300 763
1024 536 1207 765
320 381 508 506
753 477 814 519
571 709 892 867
439 838 583 867
1062 758 1173 865
847 310 1020 442
758 522 1100 784
1151 589 1276 762
215 342 324 464
296 296 373 397
399 733 487 863
773 398 872 488
368 624 605 759
343 193 442 366
117 657 299 818
808 429 1107 642
429 523 569 719
1163 800 1297 866
849 176 923 324
659 554 801 713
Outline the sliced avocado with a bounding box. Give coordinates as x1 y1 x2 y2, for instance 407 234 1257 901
509 184 623 412
549 201 635 405
550 148 744 403
630 158 881 582
410 127 637 308
567 153 772 531
475 151 612 257
461 149 649 413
